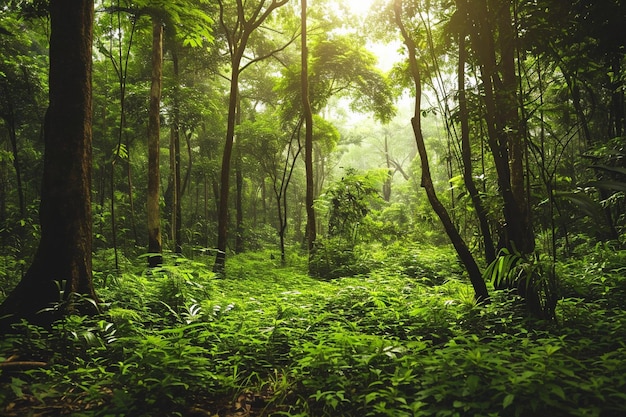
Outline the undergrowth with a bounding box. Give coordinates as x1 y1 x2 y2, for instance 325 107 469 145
1 245 626 416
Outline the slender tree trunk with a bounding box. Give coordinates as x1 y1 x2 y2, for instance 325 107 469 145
498 0 534 254
213 0 290 271
460 0 533 254
147 19 163 267
3 111 26 266
171 50 182 254
261 178 267 224
458 32 496 263
110 162 119 269
126 153 138 244
302 0 316 260
235 97 244 254
275 189 286 264
274 127 303 265
182 130 192 196
3 110 25 218
394 0 488 302
383 134 392 202
0 0 98 329
235 155 244 253
214 62 240 272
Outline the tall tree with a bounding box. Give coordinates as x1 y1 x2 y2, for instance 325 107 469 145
456 22 496 264
147 16 163 267
301 0 316 259
213 0 291 273
393 0 489 302
95 5 140 268
458 0 534 255
0 0 98 329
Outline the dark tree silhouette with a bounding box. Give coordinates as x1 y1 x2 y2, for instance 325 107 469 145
0 0 98 330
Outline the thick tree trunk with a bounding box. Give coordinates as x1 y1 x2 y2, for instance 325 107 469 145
0 0 97 329
395 0 488 302
147 19 163 267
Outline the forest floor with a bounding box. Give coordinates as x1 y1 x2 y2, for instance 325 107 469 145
1 244 626 416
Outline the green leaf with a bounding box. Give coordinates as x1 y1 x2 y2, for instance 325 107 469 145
585 180 626 192
590 164 626 177
502 393 515 409
549 384 566 400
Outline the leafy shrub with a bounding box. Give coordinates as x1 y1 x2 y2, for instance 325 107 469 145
309 237 374 279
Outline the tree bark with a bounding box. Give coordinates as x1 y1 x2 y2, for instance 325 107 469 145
394 0 488 302
235 98 244 254
457 31 496 264
213 0 290 272
147 18 163 267
462 0 534 254
0 0 98 329
302 0 316 260
214 59 240 272
171 49 182 254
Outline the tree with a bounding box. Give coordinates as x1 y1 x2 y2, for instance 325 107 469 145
278 30 396 260
213 0 292 273
455 18 496 264
102 1 212 266
94 5 141 268
0 0 98 329
147 16 163 267
456 0 534 255
393 0 489 302
301 0 316 260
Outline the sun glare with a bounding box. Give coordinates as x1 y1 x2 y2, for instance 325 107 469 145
344 0 376 17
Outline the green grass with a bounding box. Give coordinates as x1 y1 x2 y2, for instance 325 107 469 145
1 245 626 416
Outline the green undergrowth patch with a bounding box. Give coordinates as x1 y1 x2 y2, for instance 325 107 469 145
1 246 626 416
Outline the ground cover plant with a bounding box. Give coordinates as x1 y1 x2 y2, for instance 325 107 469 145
1 244 626 417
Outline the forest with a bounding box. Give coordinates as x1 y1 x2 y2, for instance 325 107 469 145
1 0 625 415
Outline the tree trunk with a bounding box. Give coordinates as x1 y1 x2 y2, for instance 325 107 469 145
214 63 240 272
147 19 163 267
213 0 290 272
171 50 182 254
235 97 244 254
383 134 392 202
457 31 496 264
235 154 244 254
302 0 316 259
463 0 534 255
2 106 25 218
0 0 98 330
394 0 488 302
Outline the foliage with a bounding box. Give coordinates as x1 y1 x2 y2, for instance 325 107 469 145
310 169 385 278
309 236 374 279
2 246 626 416
483 248 558 319
2 0 626 415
